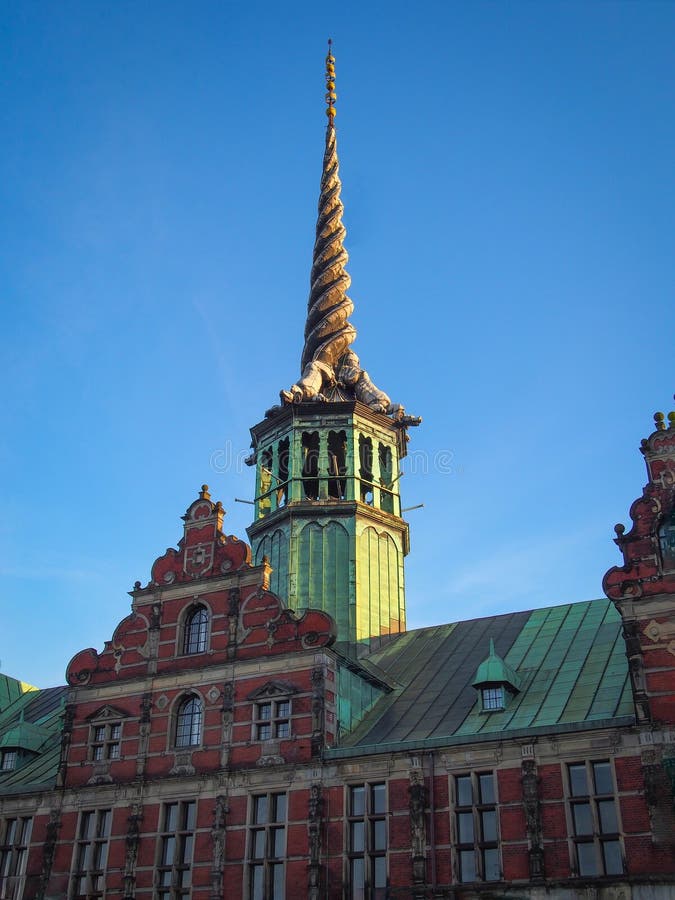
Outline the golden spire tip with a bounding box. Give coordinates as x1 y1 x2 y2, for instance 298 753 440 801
325 39 336 121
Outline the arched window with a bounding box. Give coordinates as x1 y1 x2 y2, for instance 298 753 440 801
175 696 203 747
183 606 209 655
659 511 675 572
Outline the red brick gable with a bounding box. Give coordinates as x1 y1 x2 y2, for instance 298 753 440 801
603 413 675 602
65 486 336 687
603 410 675 726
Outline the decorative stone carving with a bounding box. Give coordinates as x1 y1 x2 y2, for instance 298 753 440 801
623 620 651 724
136 693 152 777
408 767 427 887
56 702 75 788
37 809 60 900
521 758 545 880
207 686 221 704
308 783 324 900
311 666 325 758
146 603 162 674
220 683 234 769
122 804 142 900
603 411 675 603
148 488 251 591
87 761 113 785
256 739 284 767
170 751 195 776
227 587 240 661
641 740 675 827
247 681 298 701
210 794 228 900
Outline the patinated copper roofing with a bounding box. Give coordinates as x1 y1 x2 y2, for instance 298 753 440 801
0 673 37 713
0 684 66 794
329 599 633 755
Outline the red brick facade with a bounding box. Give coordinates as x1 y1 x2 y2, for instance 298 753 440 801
3 413 675 898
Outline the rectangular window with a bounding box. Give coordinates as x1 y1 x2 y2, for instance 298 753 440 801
71 809 111 899
0 817 32 900
348 783 387 900
454 772 500 883
254 701 291 740
90 722 121 761
157 801 196 900
568 761 623 876
248 792 287 900
0 752 17 772
481 687 505 711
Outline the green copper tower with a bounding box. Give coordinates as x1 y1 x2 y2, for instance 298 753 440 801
246 44 421 651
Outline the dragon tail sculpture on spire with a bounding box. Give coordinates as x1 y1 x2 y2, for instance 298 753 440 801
279 42 420 427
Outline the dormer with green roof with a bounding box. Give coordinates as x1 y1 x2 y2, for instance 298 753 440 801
472 637 522 712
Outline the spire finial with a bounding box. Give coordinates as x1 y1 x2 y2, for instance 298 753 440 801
325 39 336 122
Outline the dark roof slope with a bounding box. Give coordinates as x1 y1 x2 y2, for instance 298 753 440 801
330 599 633 756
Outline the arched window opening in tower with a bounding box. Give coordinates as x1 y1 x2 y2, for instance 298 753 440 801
359 435 374 505
175 696 203 748
302 432 319 500
328 430 347 500
378 443 394 514
258 448 273 518
183 606 209 655
277 437 289 508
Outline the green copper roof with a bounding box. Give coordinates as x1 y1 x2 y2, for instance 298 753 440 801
0 718 52 753
0 686 66 794
0 674 37 713
472 638 521 691
330 599 633 755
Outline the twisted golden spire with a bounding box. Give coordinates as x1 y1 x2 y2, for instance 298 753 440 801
279 44 419 423
300 41 356 372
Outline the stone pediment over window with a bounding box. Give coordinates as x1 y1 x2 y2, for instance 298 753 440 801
86 705 128 722
247 681 298 701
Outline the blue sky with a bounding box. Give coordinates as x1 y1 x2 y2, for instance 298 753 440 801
2 1 674 687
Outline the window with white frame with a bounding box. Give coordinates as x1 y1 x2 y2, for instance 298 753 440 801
481 687 505 711
71 809 111 899
157 801 196 900
0 817 32 900
248 793 287 900
175 696 203 748
568 760 623 876
183 606 209 655
90 721 121 761
454 772 500 883
0 752 17 772
347 783 387 900
254 700 291 741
